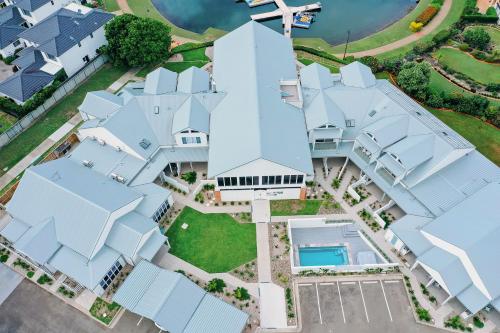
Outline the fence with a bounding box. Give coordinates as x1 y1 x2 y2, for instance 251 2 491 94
0 55 107 149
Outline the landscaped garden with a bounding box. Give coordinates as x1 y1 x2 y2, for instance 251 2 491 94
0 64 128 178
434 47 500 85
166 207 257 273
89 297 121 325
270 199 323 216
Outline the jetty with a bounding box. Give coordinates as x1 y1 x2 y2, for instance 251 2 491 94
246 0 321 37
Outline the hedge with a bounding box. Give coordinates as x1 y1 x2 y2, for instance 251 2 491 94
171 41 214 55
462 14 498 23
416 6 440 26
293 45 348 64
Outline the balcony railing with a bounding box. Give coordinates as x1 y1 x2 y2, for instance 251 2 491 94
354 147 371 163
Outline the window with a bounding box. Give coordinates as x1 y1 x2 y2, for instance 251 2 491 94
12 40 20 47
253 176 259 185
224 177 231 186
345 119 356 127
246 176 252 186
262 176 268 185
78 42 82 47
99 261 123 290
290 175 297 184
231 177 237 186
82 55 90 63
46 53 56 61
181 137 201 144
217 177 224 186
368 110 377 117
90 32 93 38
284 175 290 184
21 8 31 16
275 175 282 184
153 199 170 222
269 176 275 185
239 177 246 186
297 175 304 184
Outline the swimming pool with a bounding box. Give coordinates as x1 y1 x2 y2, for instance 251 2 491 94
298 246 349 266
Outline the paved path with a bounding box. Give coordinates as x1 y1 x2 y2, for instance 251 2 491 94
115 0 132 13
337 0 452 57
152 245 260 298
0 68 141 194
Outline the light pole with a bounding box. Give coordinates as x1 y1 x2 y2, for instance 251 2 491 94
343 30 351 60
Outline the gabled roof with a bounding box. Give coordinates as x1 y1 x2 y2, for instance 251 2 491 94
303 89 346 131
0 6 25 48
13 0 51 11
383 134 435 171
208 21 313 177
389 215 432 256
113 261 248 333
177 66 209 94
300 63 333 89
172 95 209 134
19 7 113 57
0 49 53 102
340 61 376 88
6 158 142 259
361 115 409 148
79 90 123 119
144 67 177 95
12 46 37 68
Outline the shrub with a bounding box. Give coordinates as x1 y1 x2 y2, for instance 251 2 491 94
171 41 214 54
486 83 500 93
432 29 452 45
206 278 226 293
410 21 424 32
181 171 197 184
473 316 484 328
37 274 53 285
413 40 436 54
233 287 250 301
415 6 439 26
464 27 490 50
416 308 432 322
292 45 348 64
359 56 380 73
26 271 34 278
426 91 445 108
4 55 16 65
0 254 8 263
397 62 431 100
458 42 470 51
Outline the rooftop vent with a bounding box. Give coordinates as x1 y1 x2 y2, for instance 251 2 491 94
82 160 94 168
139 138 151 150
368 110 376 117
110 173 126 184
154 106 159 114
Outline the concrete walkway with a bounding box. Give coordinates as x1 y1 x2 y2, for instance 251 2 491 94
338 0 452 57
115 0 132 13
171 191 251 214
152 246 260 298
0 68 141 193
107 67 142 92
252 200 271 223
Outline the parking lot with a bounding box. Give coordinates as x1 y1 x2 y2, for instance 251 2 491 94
298 278 443 333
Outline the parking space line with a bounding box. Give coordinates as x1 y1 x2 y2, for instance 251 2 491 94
320 282 335 286
336 282 346 323
358 281 370 323
341 281 356 285
363 281 378 284
315 283 323 324
380 280 393 322
298 283 313 287
384 280 400 284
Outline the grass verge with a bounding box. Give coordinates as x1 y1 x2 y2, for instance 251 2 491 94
103 0 119 12
166 207 257 273
0 64 128 177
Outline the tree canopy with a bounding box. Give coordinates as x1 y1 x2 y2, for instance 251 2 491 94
103 14 172 67
463 28 491 51
397 61 431 100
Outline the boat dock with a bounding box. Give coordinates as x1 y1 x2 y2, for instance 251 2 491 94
247 0 321 37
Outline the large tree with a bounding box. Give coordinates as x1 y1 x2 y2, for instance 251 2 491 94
103 14 172 67
397 61 431 101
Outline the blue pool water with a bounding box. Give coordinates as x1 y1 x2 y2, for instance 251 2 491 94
151 0 416 45
299 246 349 266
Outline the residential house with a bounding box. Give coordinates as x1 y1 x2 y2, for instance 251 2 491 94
0 5 25 57
12 0 78 26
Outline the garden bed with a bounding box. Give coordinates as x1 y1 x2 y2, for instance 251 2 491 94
229 260 258 283
89 297 121 325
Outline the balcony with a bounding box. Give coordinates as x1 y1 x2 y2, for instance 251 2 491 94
311 142 338 150
377 167 396 186
354 147 371 164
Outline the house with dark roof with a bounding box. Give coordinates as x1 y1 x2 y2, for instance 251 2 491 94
0 5 26 57
12 0 77 26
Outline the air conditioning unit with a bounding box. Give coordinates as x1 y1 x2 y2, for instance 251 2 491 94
110 173 126 184
82 160 94 168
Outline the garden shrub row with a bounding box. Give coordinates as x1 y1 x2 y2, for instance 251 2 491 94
462 0 498 23
416 5 440 26
292 45 348 64
171 41 214 55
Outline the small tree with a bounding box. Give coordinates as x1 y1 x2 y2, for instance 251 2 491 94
463 28 490 51
206 278 226 293
233 287 250 301
181 171 197 184
397 61 431 100
103 14 172 67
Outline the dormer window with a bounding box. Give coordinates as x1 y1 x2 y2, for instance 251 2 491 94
367 132 377 143
390 153 403 165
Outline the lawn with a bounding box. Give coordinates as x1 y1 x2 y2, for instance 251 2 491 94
427 108 500 165
434 47 500 85
270 199 322 216
296 50 341 73
136 48 210 77
428 67 500 107
377 0 466 60
103 0 119 12
181 48 210 62
0 111 16 135
0 64 128 177
166 207 256 273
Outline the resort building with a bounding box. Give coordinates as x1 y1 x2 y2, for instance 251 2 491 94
0 3 112 103
2 20 499 319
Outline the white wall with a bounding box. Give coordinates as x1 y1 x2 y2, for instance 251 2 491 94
57 25 107 77
18 0 74 25
418 261 452 295
0 40 23 58
220 187 301 201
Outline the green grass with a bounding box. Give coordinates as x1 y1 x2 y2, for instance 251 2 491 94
181 48 209 62
136 48 210 77
0 112 16 135
298 57 339 73
433 47 500 85
427 108 500 165
270 199 323 216
0 64 128 177
377 0 467 60
166 207 257 273
296 50 341 73
428 67 500 107
103 0 119 12
465 25 500 51
89 298 121 325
